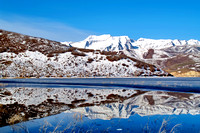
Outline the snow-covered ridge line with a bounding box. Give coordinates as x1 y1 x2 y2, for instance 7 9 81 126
62 35 200 51
62 34 135 51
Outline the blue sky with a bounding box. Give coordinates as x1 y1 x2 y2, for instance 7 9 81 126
0 0 200 41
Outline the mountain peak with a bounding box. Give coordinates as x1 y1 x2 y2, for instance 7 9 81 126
69 34 134 51
137 38 147 41
187 39 200 45
85 34 112 41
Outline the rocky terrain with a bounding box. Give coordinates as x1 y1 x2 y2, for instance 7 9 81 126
0 29 170 78
64 35 200 77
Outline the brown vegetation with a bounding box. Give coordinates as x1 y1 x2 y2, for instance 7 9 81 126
164 55 195 71
87 58 94 63
3 91 12 96
0 29 69 56
0 60 13 65
71 50 86 56
78 48 95 53
143 49 154 59
144 95 154 105
166 92 193 99
100 51 118 55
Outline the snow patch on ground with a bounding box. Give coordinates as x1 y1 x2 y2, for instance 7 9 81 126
0 50 167 78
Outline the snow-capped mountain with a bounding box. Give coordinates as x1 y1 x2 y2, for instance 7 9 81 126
1 28 199 77
132 38 199 49
63 35 200 51
62 34 135 51
0 29 170 78
63 35 200 77
135 39 200 77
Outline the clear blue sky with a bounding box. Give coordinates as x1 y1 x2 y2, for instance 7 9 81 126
0 0 200 42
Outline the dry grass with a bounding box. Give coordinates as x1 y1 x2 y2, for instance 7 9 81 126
71 50 86 56
0 83 6 86
8 114 23 125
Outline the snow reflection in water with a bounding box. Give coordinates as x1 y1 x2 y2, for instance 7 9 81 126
1 90 200 132
1 77 200 132
1 104 200 133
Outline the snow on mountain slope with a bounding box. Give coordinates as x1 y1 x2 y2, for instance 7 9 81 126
133 38 200 63
62 35 200 62
1 50 169 77
63 34 135 51
134 38 175 50
62 35 200 77
63 35 200 51
0 29 170 78
133 38 199 49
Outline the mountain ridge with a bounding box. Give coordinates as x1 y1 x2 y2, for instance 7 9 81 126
0 29 170 78
63 35 200 51
62 34 200 77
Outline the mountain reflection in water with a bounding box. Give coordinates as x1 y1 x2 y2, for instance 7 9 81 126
1 78 200 132
66 90 200 120
1 89 200 133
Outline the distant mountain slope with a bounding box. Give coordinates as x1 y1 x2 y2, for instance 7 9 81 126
0 29 170 78
63 35 200 52
137 40 200 77
63 35 200 77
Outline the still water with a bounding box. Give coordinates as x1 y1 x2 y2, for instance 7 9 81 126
0 77 200 133
1 111 200 133
1 77 200 92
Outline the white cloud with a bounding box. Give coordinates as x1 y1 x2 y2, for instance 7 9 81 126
0 17 93 42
